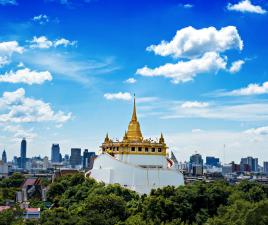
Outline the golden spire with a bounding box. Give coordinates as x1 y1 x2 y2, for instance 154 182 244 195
159 132 165 144
131 94 137 122
104 133 110 143
126 94 143 142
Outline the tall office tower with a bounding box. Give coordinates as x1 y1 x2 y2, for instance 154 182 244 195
240 156 258 172
82 149 96 169
51 144 60 163
190 153 203 165
206 156 220 167
2 150 7 163
263 162 268 174
20 138 27 169
70 148 81 168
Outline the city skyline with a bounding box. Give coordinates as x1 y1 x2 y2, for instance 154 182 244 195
0 0 268 163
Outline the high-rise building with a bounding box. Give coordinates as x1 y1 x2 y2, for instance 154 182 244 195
240 156 258 172
263 162 268 174
70 148 81 168
51 144 60 163
20 138 27 169
190 154 203 165
2 150 7 163
82 149 95 169
206 156 220 167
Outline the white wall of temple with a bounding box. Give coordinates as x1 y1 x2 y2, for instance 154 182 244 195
114 154 167 168
89 153 184 194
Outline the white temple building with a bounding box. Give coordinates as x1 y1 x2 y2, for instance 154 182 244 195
86 96 184 194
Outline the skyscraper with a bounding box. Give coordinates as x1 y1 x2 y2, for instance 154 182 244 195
70 148 81 168
82 149 95 169
206 156 220 167
240 156 258 172
20 138 27 169
263 162 268 174
2 150 7 163
51 144 60 163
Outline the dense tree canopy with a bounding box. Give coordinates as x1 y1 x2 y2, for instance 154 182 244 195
1 173 268 225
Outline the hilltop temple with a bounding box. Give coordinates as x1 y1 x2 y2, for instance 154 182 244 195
86 96 184 194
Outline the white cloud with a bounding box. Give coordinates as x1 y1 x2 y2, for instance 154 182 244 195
245 126 268 135
0 41 24 55
183 4 193 8
32 14 49 24
137 51 227 84
162 101 268 122
23 52 119 84
0 88 71 123
146 26 243 59
221 81 268 96
227 0 266 14
4 125 37 139
54 38 77 47
29 36 53 49
125 77 137 84
29 36 76 49
104 92 132 101
0 68 52 85
0 0 16 5
229 59 245 73
181 101 209 108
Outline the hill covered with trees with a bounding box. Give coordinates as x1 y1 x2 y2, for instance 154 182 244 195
1 173 268 225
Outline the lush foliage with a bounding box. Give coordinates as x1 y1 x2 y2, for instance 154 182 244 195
1 173 268 225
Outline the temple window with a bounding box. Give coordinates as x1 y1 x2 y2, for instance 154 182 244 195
131 147 135 151
145 147 148 152
158 148 162 152
152 148 155 152
138 147 142 152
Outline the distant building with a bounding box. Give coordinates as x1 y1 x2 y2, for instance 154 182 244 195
51 144 60 163
82 149 95 169
190 153 203 175
70 148 81 168
43 156 49 169
240 156 258 172
190 154 203 165
206 156 219 167
222 164 232 175
0 160 8 177
20 138 27 169
263 162 268 174
23 208 41 219
2 150 7 163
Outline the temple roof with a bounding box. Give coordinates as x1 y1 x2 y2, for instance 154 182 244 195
126 95 143 142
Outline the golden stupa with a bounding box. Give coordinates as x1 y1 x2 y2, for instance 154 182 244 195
101 95 167 156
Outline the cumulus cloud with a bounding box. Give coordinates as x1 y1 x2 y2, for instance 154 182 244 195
104 92 132 101
0 68 52 85
137 52 227 84
0 88 71 123
229 59 245 73
54 38 77 47
32 14 49 24
227 0 266 14
0 0 16 5
245 126 268 135
29 36 76 49
0 41 24 55
125 77 137 84
0 41 24 67
221 81 268 96
181 101 209 108
146 26 243 59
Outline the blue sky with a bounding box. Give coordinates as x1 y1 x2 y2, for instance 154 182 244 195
0 0 268 164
